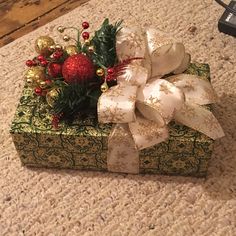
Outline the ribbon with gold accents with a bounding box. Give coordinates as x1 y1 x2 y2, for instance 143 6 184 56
97 27 224 174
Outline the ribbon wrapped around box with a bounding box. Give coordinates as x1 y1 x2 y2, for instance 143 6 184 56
97 27 224 174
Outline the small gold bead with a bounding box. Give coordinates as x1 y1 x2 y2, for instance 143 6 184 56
96 68 104 77
88 45 94 53
57 26 64 33
26 78 33 85
39 81 47 89
25 75 31 80
84 39 90 45
55 44 63 50
48 45 56 52
101 82 109 93
63 35 70 42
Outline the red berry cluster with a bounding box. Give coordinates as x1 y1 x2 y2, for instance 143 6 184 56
51 50 63 60
26 60 37 67
81 21 90 40
106 67 116 81
25 55 48 67
25 48 65 96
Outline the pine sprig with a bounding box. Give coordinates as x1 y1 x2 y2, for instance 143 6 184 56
53 84 87 116
52 83 101 119
91 18 122 68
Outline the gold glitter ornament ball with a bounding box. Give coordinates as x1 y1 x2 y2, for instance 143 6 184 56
25 66 45 86
35 36 55 56
64 45 78 56
46 88 60 107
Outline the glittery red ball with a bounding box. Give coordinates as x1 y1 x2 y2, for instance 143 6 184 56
48 63 62 78
62 54 95 83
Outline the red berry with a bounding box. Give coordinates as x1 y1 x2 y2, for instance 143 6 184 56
82 21 89 29
32 60 38 66
82 32 89 40
53 51 63 60
34 87 42 96
40 60 48 67
45 79 52 86
48 63 62 78
106 75 113 82
107 67 115 75
26 60 33 67
37 55 45 61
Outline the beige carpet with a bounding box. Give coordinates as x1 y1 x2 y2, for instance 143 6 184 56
1 0 236 235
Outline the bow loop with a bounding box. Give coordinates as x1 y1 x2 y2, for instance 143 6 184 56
167 74 218 105
98 84 137 123
116 27 146 62
146 29 187 77
137 79 185 124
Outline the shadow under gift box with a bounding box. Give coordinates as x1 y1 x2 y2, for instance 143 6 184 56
10 63 214 177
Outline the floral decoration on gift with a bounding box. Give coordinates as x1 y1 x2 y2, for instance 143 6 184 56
25 19 127 127
23 18 224 174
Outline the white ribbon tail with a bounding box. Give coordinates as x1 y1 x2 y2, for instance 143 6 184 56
174 102 225 140
107 124 139 174
128 113 169 150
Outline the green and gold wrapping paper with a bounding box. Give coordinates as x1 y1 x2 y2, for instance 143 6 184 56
10 63 214 177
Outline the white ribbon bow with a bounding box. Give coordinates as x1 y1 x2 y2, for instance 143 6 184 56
97 27 224 174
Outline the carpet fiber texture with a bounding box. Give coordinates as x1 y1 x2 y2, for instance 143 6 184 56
0 0 236 235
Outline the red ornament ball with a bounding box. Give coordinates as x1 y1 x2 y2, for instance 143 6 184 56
62 54 95 83
48 63 62 78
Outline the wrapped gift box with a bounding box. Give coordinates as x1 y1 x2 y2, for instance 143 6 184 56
10 63 214 177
